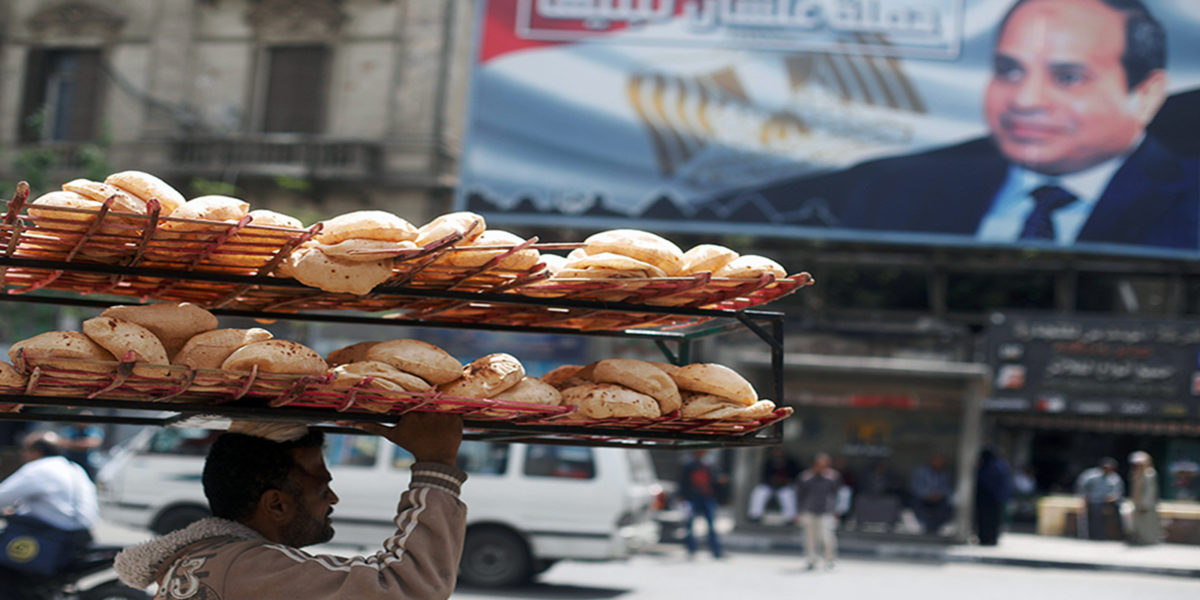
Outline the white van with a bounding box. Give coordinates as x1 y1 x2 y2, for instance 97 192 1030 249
96 427 661 586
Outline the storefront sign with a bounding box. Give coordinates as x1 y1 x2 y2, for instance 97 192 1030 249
985 313 1200 419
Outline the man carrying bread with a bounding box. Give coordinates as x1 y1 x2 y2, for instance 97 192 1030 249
113 413 467 599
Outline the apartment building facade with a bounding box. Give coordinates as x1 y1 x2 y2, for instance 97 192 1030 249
0 0 475 223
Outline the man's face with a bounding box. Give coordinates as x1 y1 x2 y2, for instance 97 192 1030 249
984 0 1159 175
280 446 339 547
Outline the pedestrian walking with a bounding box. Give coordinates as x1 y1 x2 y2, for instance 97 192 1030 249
974 447 1012 546
678 449 726 559
1075 457 1124 540
796 452 841 570
747 446 800 524
1126 451 1161 546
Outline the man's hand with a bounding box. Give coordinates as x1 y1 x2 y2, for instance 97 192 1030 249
350 413 463 468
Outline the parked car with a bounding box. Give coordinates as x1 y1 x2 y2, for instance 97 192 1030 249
96 427 660 586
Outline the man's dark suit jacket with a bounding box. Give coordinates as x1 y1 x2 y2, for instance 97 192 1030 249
753 135 1199 250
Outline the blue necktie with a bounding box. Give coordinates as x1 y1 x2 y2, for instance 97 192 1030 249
1019 185 1077 241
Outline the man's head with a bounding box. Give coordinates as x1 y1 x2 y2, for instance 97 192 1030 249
812 452 831 470
21 430 63 462
1100 457 1118 472
202 429 339 547
984 0 1168 175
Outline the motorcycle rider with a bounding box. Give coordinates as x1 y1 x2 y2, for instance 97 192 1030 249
0 430 100 596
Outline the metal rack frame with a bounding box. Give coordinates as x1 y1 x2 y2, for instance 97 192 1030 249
0 253 790 450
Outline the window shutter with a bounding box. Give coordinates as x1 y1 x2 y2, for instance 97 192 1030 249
263 46 329 134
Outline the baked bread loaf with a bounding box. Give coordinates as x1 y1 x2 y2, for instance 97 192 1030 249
681 244 739 275
277 244 394 296
491 376 562 406
326 341 380 368
163 195 250 230
173 328 275 370
100 303 219 360
438 353 525 399
681 392 776 420
221 340 328 375
318 239 419 262
27 191 105 230
9 331 116 374
315 210 418 245
560 383 660 419
328 360 431 392
540 364 589 390
443 229 539 270
365 339 463 385
105 171 185 216
582 229 684 275
671 363 757 406
591 358 681 413
558 252 668 279
712 254 787 280
61 179 147 216
0 361 27 387
82 316 171 377
416 211 486 246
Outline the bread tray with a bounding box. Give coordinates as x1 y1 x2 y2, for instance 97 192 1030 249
0 356 792 448
3 183 812 332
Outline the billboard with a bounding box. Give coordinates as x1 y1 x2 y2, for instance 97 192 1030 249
985 312 1200 419
457 0 1200 258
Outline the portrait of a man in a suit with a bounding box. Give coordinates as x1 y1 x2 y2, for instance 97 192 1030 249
752 0 1199 250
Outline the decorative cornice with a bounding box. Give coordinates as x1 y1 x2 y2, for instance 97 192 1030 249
28 1 127 39
246 0 347 42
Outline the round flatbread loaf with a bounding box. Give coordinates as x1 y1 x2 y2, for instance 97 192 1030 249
681 244 740 275
365 339 463 385
416 211 486 246
328 361 431 392
9 331 117 374
315 210 418 245
539 364 589 390
438 353 525 399
591 358 681 414
221 340 327 375
101 303 219 360
247 209 303 230
444 229 540 270
82 316 171 377
0 361 28 388
162 196 250 231
61 179 147 216
491 376 562 406
318 239 419 262
280 245 394 296
537 254 568 277
105 171 185 216
326 341 380 367
712 254 787 280
671 363 757 406
680 392 740 419
560 383 660 419
173 328 275 370
560 252 668 279
583 229 684 275
28 191 104 228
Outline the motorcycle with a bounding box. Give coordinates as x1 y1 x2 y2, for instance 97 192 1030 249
9 543 151 600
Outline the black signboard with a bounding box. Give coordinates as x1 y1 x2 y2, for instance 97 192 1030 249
984 313 1200 420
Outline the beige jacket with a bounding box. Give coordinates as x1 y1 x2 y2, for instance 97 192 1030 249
113 462 467 600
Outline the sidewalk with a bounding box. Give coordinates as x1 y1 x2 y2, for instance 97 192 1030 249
721 524 1200 578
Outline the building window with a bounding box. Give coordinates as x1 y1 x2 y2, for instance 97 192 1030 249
19 48 104 142
262 45 329 134
523 445 596 480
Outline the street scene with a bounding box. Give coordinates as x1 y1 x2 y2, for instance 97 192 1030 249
2 0 1200 599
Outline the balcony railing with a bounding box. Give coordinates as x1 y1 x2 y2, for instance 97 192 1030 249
168 135 382 180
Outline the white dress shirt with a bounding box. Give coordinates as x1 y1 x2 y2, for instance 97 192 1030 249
976 150 1131 244
0 455 99 531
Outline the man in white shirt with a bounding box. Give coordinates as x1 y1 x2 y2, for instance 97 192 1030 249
0 430 99 586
